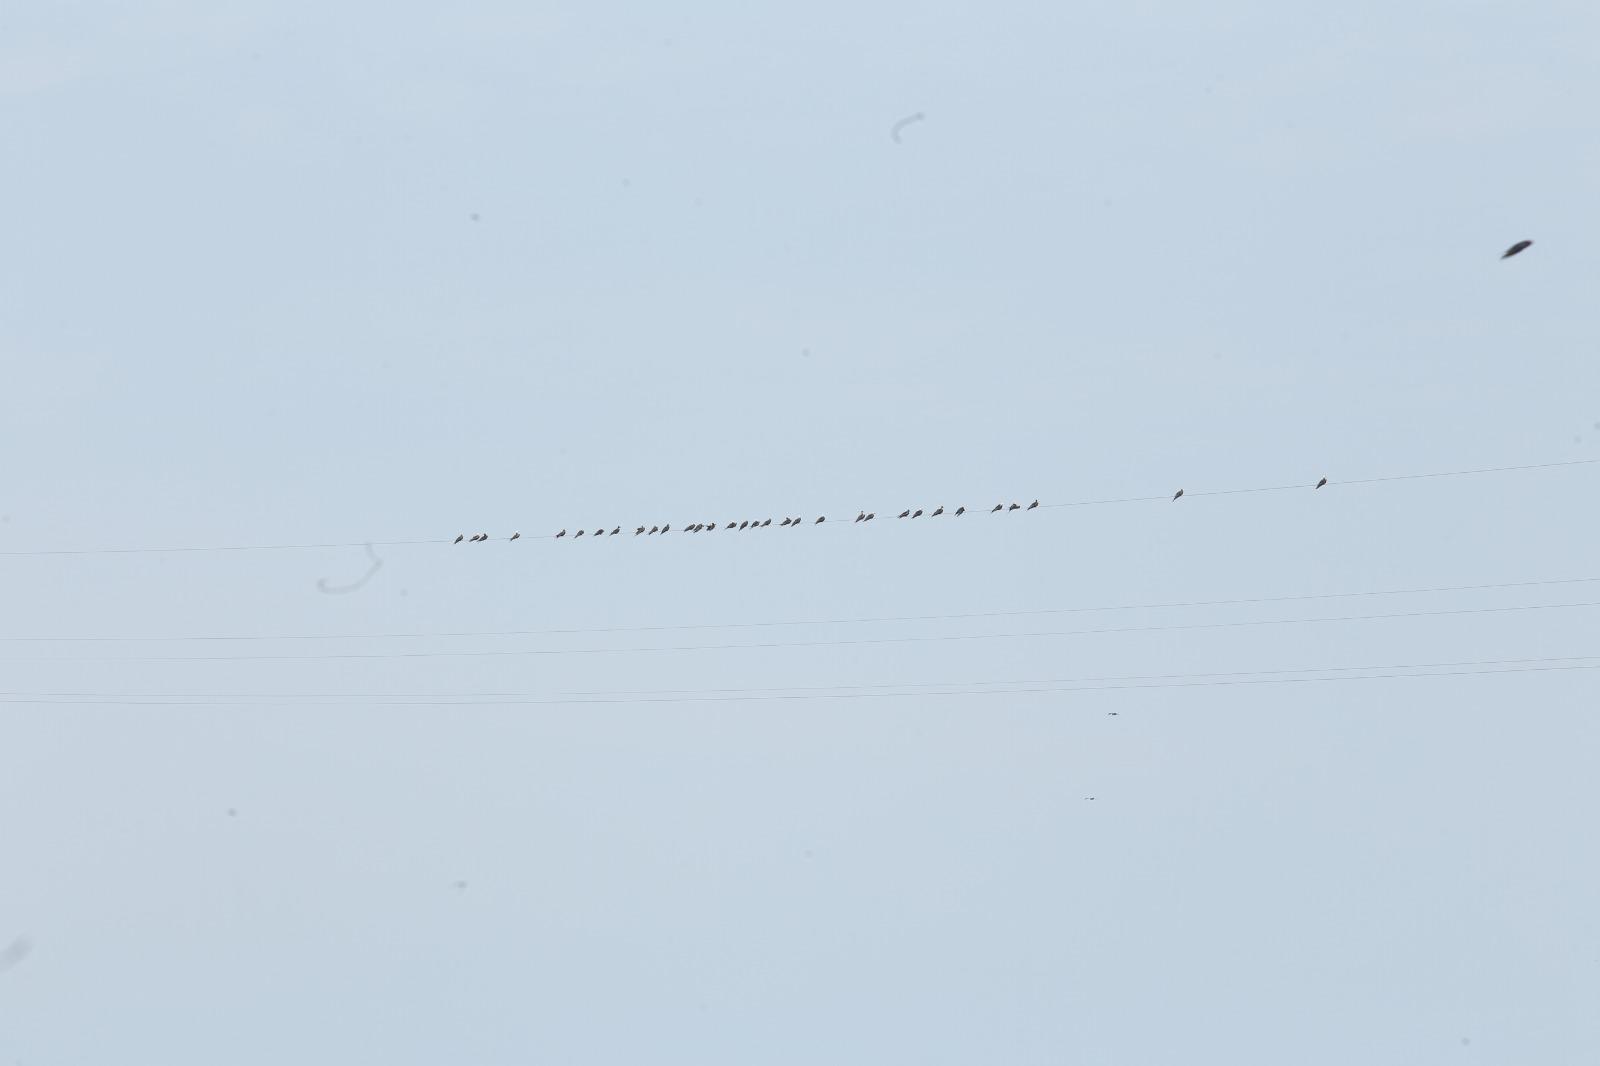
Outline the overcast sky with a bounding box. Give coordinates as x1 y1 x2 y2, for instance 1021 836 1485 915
2 2 1599 1063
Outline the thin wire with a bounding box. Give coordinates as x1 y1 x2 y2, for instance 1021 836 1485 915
2 574 1596 644
0 457 1592 559
5 600 1596 663
4 653 1594 701
1 662 1593 706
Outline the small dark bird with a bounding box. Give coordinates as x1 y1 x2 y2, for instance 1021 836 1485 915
1107 711 1119 716
662 524 671 534
855 511 866 522
468 533 481 542
780 518 792 526
864 512 875 520
510 532 521 542
454 534 464 544
955 506 965 516
815 516 825 524
931 506 943 516
1008 503 1020 511
1315 477 1327 490
1173 489 1184 501
648 525 659 534
726 522 736 529
899 510 911 518
575 530 585 538
1027 500 1039 510
760 519 771 527
479 533 489 541
912 509 923 518
556 529 566 539
991 504 1002 513
739 521 749 530
634 526 644 535
1501 239 1533 259
611 526 621 535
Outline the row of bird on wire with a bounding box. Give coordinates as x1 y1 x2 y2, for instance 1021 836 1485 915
455 499 1051 543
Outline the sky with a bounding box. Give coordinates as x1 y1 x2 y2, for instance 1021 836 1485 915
2 1 1598 1062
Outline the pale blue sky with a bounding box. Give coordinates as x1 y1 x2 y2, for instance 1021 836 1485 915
2 2 1598 1063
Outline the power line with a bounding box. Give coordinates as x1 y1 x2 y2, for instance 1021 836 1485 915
3 574 1596 643
0 456 1592 559
5 600 1596 663
1 660 1594 706
5 654 1594 701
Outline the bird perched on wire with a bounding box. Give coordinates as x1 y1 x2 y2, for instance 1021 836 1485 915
912 509 923 518
454 534 465 544
575 529 585 538
1173 489 1184 501
780 518 792 527
1027 500 1039 510
760 519 771 527
611 526 621 535
899 510 910 518
931 506 943 516
739 520 749 530
1501 239 1533 259
647 525 658 535
1315 477 1328 489
955 506 965 516
510 532 521 542
991 504 1002 513
1008 503 1020 511
815 516 825 524
855 511 866 522
555 529 566 539
662 524 671 534
865 512 875 520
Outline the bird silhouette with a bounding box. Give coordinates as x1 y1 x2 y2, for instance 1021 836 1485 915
556 529 566 539
912 509 924 518
760 518 771 527
725 522 736 529
739 521 749 530
454 534 464 544
662 524 671 534
931 506 944 516
1315 477 1328 490
1008 503 1020 511
899 510 910 518
815 516 825 524
865 512 875 520
1173 489 1184 501
1501 239 1533 259
610 526 621 535
955 506 966 516
1027 500 1039 510
648 526 659 534
855 511 865 522
575 530 585 538
780 518 792 526
635 526 645 535
510 532 521 542
991 504 1002 513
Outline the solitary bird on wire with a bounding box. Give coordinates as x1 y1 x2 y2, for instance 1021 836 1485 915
1501 239 1533 259
931 506 944 516
556 529 566 539
1316 477 1328 489
955 506 965 516
454 534 464 544
1173 489 1184 501
1028 500 1039 510
899 509 911 518
991 504 1003 513
510 532 521 542
855 511 866 522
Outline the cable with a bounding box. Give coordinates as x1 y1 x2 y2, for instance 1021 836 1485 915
3 574 1596 643
4 654 1594 701
1 661 1594 706
0 456 1592 559
5 600 1596 663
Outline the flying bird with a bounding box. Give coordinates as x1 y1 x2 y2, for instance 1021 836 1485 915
955 506 965 516
991 504 1003 513
1315 477 1328 489
899 510 910 518
556 529 566 539
1027 500 1039 510
1173 489 1184 501
510 532 521 542
454 534 464 544
931 506 943 516
1501 239 1533 259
